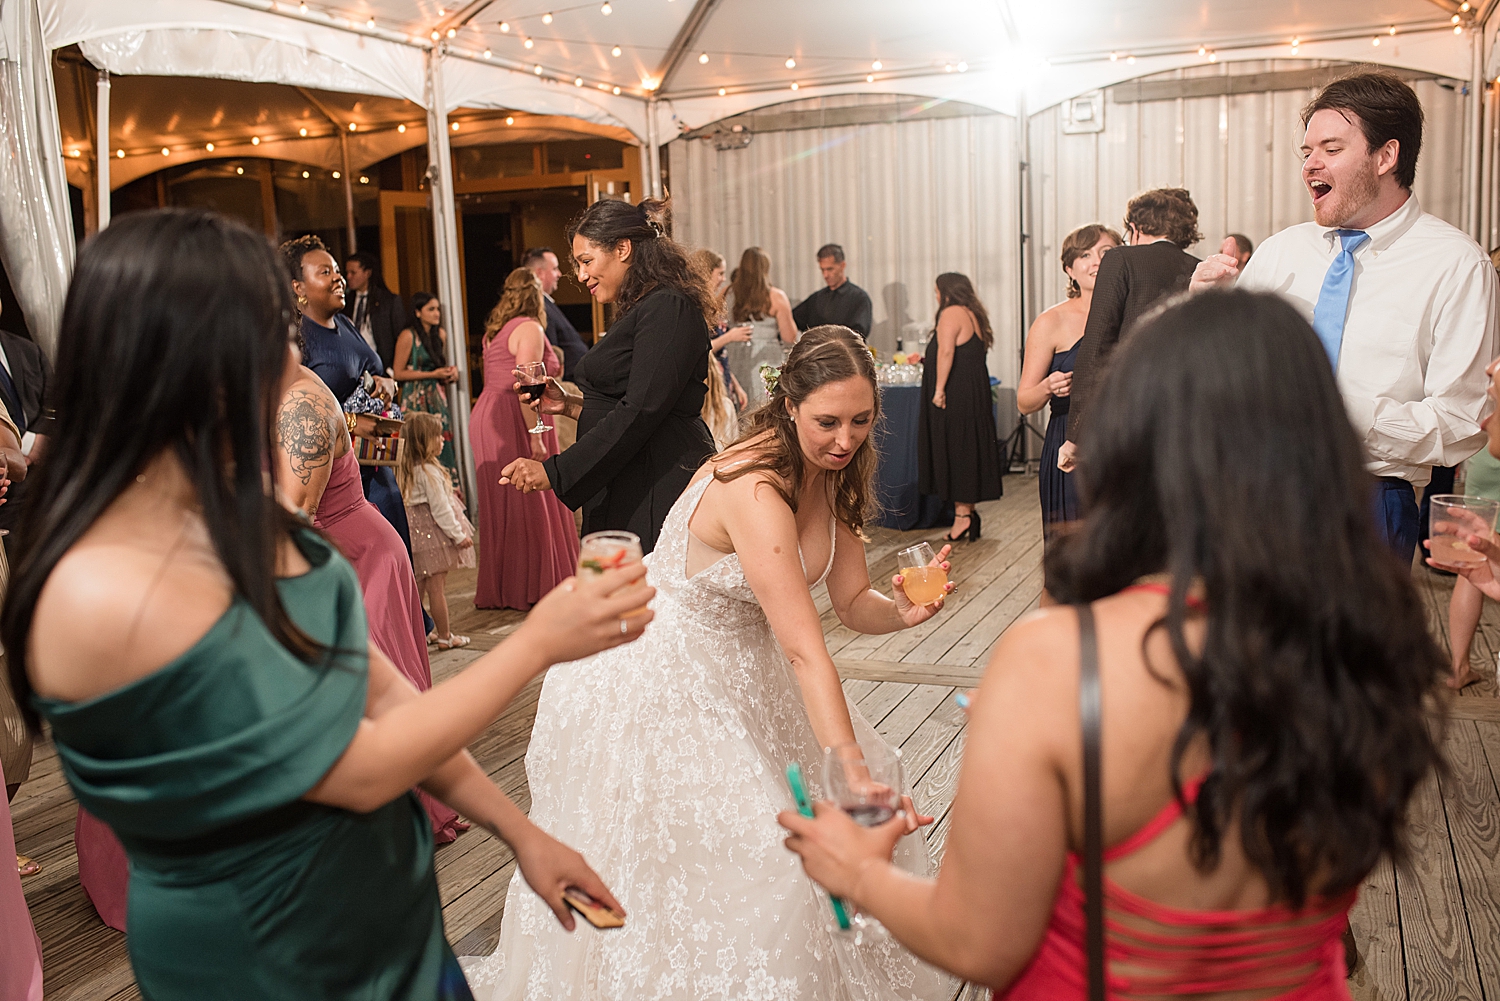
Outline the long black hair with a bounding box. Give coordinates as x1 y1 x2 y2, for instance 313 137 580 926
407 291 447 366
4 209 321 731
1047 288 1444 907
933 272 994 349
567 197 717 328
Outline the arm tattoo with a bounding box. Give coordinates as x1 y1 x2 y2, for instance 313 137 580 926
276 388 335 486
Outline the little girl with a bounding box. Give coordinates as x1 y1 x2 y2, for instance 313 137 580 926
397 412 476 649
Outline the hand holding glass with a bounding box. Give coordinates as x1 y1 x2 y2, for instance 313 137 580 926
897 542 948 605
518 361 552 435
578 531 650 618
1429 495 1500 566
822 742 904 941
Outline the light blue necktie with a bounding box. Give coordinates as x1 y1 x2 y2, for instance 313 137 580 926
1311 229 1370 368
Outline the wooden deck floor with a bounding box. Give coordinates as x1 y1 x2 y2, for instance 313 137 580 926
13 474 1500 1000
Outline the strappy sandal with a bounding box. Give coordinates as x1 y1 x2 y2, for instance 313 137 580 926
435 634 471 650
16 854 40 878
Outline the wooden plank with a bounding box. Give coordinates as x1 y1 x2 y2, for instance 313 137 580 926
837 658 983 689
1437 720 1500 999
1396 763 1484 1000
873 685 954 749
1347 855 1407 1001
940 562 1047 668
1436 697 1500 724
854 680 917 729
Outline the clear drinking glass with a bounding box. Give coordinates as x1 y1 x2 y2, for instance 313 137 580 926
897 542 947 605
578 530 650 616
1428 494 1500 566
823 742 905 943
518 361 552 435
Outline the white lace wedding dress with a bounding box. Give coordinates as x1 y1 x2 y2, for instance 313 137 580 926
461 475 958 1001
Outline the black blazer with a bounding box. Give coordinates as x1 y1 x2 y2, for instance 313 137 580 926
343 284 409 373
0 329 53 435
542 288 715 554
1065 241 1199 444
543 296 590 381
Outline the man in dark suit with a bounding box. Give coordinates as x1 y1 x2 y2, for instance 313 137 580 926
1059 188 1202 471
523 247 590 380
343 252 409 374
0 314 55 555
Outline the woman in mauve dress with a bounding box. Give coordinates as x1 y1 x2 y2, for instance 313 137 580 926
275 365 468 844
471 268 579 610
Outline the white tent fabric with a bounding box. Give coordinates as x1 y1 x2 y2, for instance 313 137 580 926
1 0 74 356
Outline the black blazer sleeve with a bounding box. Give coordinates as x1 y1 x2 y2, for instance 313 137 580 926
545 298 590 377
544 293 707 510
377 291 408 372
1064 249 1131 445
791 294 812 331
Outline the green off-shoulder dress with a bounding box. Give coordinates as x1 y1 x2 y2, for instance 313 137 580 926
35 531 474 1000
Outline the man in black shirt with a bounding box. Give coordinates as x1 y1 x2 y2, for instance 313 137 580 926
524 247 590 380
343 252 408 374
790 243 874 337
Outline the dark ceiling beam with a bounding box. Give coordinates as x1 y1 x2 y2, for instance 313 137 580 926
655 0 727 96
436 0 497 38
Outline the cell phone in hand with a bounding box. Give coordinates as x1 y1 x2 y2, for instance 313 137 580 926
563 886 625 929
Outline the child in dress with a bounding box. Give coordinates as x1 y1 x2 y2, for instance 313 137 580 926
397 412 476 650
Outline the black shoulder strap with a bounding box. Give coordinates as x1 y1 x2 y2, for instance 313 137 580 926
1076 602 1106 1001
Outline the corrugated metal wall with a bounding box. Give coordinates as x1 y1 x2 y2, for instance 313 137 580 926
1029 61 1468 308
670 66 1470 396
670 95 1022 386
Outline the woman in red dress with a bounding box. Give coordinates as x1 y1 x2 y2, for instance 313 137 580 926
471 269 579 610
782 290 1443 1000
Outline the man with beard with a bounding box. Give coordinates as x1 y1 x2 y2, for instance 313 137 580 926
1192 72 1497 565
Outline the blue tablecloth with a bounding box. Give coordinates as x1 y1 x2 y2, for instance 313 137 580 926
873 384 954 531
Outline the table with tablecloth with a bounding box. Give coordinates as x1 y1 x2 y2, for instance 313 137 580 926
872 383 954 530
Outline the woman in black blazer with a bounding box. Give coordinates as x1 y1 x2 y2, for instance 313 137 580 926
499 199 716 554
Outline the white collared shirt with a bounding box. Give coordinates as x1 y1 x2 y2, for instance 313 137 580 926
1239 194 1498 488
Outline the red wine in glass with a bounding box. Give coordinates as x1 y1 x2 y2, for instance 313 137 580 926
843 803 896 827
518 361 552 435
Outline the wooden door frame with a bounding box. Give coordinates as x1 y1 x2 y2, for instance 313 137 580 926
379 190 431 296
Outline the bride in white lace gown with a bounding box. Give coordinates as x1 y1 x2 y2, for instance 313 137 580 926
463 326 960 1001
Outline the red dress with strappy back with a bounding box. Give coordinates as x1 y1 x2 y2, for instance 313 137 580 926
998 584 1356 1000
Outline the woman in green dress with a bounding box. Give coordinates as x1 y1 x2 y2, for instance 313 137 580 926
395 292 461 488
2 209 652 1000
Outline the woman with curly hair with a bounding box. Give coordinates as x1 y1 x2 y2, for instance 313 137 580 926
472 268 579 610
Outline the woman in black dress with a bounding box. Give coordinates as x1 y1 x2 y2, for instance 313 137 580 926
499 199 717 554
918 273 1004 541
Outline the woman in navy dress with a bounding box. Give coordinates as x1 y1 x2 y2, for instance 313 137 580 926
1018 224 1121 553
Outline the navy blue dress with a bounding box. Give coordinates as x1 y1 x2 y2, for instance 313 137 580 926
1039 343 1080 532
300 313 413 553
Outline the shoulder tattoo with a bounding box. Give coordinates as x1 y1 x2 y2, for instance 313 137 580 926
276 387 336 485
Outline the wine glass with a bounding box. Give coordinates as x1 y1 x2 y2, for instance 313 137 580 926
822 741 905 943
518 361 552 435
897 542 947 605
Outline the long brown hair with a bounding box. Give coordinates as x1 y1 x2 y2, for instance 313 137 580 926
728 246 773 322
933 272 994 349
395 411 445 495
484 267 546 345
567 197 718 327
689 248 728 325
715 325 879 540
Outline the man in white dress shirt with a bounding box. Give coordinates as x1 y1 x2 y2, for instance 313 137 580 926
1193 72 1497 565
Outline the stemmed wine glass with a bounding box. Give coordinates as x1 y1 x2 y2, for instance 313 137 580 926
822 741 905 943
517 361 552 435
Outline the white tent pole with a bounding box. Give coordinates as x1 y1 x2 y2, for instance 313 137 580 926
96 68 110 230
339 130 356 252
425 46 478 514
1471 29 1485 241
646 96 663 200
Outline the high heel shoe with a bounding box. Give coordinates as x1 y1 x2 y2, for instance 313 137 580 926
945 510 982 542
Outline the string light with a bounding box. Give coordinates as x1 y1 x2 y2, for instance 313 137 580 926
600 2 611 13
524 37 534 48
332 170 341 178
785 57 796 69
366 17 374 28
1389 25 1397 35
598 82 609 90
871 60 882 70
116 149 124 158
348 122 357 131
698 52 708 63
643 77 659 91
575 77 584 86
397 124 407 133
1372 36 1380 46
205 142 215 151
1198 45 1206 55
236 166 244 174
299 127 308 136
446 27 457 38
251 136 260 145
1456 23 1464 33
1208 51 1217 62
302 170 310 178
1453 14 1461 23
298 2 306 11
956 61 967 72
534 64 543 74
451 121 461 131
359 176 369 183
718 87 726 95
611 45 622 56
944 63 954 72
612 85 621 94
430 30 440 40
867 74 874 82
506 116 515 125
499 21 509 32
790 81 799 90
161 147 170 156
542 11 553 23
1462 2 1471 10
1126 55 1136 64
1108 52 1118 61
483 48 492 58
